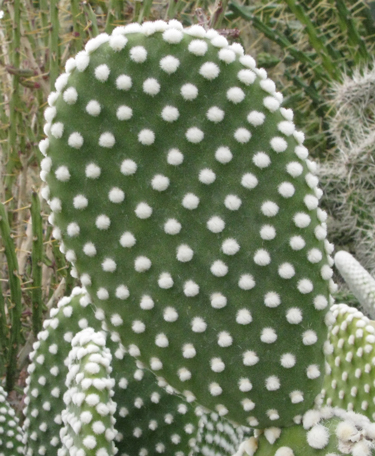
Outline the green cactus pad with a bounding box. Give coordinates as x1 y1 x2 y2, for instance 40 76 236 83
41 20 333 428
242 407 375 456
23 287 200 456
320 303 375 420
0 386 24 456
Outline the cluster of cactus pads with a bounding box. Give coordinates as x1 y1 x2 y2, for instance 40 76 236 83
2 18 375 456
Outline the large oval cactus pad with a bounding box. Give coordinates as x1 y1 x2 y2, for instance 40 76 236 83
42 20 333 428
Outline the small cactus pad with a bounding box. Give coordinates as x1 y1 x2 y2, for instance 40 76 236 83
195 412 252 456
42 20 333 428
23 287 200 456
240 407 375 456
335 250 375 318
0 386 24 456
320 303 375 420
60 328 118 456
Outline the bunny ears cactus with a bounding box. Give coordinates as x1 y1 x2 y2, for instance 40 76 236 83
23 287 206 456
40 19 334 428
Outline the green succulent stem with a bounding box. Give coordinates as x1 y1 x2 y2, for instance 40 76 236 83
332 0 370 66
229 2 329 84
0 285 8 379
70 0 85 54
31 191 43 337
4 0 22 203
38 0 50 49
82 2 100 38
166 0 184 20
284 0 340 80
104 0 124 34
0 202 22 392
135 0 154 23
49 0 60 90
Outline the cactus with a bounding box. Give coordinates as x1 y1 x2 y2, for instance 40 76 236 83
318 63 375 279
59 328 118 456
243 407 375 456
23 287 208 456
334 250 375 318
0 386 24 456
320 302 375 420
40 19 335 429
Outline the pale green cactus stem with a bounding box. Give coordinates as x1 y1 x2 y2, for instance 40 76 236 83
59 328 117 456
0 385 24 456
335 250 375 318
320 303 375 421
23 287 201 456
235 407 375 456
41 19 335 429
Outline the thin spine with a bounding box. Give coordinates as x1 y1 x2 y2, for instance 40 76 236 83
0 202 22 392
105 0 124 34
70 0 85 53
135 0 154 23
209 0 229 28
334 0 370 65
49 0 60 90
31 191 43 336
82 2 99 37
284 0 339 80
39 0 50 49
229 2 329 83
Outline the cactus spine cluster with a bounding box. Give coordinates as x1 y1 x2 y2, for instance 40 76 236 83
40 19 334 430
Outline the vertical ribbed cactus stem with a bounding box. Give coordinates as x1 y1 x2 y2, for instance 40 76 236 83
335 250 375 318
0 201 22 392
31 191 44 336
0 385 24 456
59 328 117 456
320 303 375 420
41 20 334 429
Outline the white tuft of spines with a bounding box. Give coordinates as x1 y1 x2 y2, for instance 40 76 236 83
206 106 225 122
116 74 132 90
160 55 180 73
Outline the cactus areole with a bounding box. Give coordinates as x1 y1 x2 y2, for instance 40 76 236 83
41 20 334 429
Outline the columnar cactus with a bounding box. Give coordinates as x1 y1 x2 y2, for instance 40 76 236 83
320 303 375 420
59 328 118 456
0 386 24 456
40 19 334 429
335 250 375 318
23 287 203 456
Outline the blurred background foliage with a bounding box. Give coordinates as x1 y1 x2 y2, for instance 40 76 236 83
1 0 375 392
